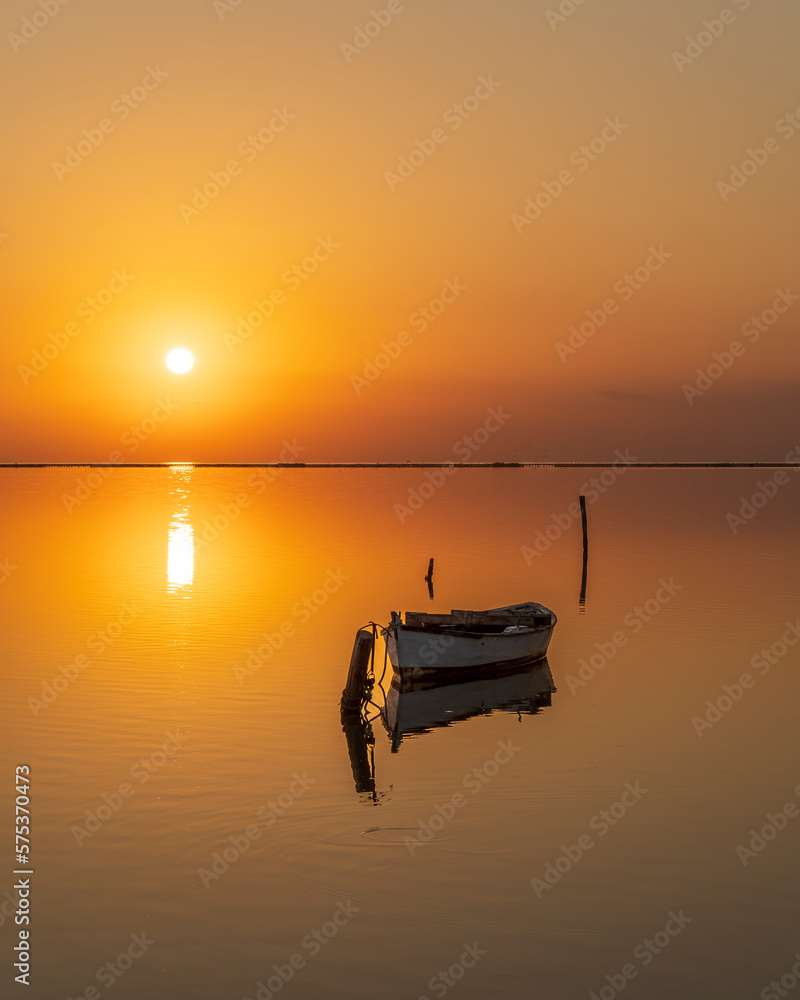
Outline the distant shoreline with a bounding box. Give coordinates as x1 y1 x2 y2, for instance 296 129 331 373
1 463 797 470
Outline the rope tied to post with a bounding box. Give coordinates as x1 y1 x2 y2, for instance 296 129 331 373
341 621 389 716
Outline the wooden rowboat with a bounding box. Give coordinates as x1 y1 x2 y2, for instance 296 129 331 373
386 602 556 672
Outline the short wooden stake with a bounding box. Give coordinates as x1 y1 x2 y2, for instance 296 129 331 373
425 557 434 600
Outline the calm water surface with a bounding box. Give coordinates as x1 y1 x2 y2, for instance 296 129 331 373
2 467 799 999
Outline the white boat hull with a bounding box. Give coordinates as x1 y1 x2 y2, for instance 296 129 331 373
386 621 554 671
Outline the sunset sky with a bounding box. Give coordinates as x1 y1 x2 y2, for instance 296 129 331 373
2 0 798 462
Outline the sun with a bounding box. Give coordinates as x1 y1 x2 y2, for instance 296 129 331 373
166 348 194 374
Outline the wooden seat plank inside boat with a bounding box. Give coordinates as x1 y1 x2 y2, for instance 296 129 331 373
404 608 552 629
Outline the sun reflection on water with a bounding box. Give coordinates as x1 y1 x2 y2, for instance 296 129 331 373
168 523 194 592
168 465 194 595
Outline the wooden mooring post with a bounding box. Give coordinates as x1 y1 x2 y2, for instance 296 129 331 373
341 628 375 714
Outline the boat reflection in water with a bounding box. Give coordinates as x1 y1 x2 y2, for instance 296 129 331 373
341 656 556 798
383 659 556 752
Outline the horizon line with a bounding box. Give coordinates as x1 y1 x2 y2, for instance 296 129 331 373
1 462 798 470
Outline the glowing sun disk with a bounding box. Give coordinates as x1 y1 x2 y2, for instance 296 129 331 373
166 348 194 374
